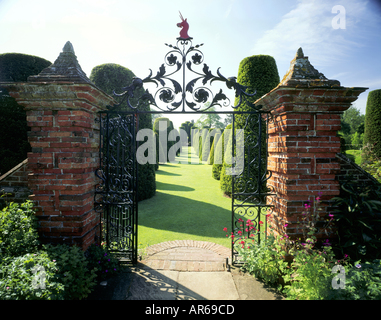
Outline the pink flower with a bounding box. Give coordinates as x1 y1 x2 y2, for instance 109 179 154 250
259 221 263 225
223 227 228 232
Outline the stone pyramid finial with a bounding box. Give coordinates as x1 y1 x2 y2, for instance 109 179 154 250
63 41 75 55
28 41 91 83
279 47 340 87
296 47 304 59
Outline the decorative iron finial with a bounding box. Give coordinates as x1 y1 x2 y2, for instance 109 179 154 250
177 12 191 40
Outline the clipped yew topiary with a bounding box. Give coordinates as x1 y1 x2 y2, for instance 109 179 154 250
220 55 280 198
364 89 381 158
0 53 52 175
153 117 177 162
208 129 222 165
90 63 156 201
212 124 232 180
180 121 197 145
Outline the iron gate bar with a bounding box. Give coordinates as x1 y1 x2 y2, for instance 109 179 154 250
95 34 276 265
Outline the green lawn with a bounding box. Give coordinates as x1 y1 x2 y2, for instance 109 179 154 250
345 149 362 165
138 147 232 250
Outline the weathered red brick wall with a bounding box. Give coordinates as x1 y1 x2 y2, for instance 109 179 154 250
0 159 31 204
0 42 117 251
256 48 368 241
2 82 115 251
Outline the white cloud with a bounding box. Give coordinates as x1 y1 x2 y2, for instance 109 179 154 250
250 0 372 69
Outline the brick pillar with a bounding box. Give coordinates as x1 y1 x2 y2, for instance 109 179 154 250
0 41 116 251
256 48 367 241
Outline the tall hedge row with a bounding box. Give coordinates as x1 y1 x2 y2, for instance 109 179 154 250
90 63 156 201
220 55 280 198
212 124 232 180
0 53 52 176
153 117 177 162
364 89 381 158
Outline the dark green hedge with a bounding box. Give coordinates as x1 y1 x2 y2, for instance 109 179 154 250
364 89 381 158
220 55 280 197
0 53 52 175
90 63 156 201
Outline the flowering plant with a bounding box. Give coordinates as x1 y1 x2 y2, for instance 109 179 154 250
224 193 351 299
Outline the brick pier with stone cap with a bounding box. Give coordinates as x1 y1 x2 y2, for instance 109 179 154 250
140 241 231 272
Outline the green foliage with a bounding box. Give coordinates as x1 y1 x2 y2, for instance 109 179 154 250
90 63 156 201
84 243 120 280
327 260 381 300
220 55 279 196
0 53 51 82
180 121 197 145
364 89 381 158
0 53 51 175
351 132 364 150
339 105 366 149
207 130 221 165
194 106 224 129
332 181 381 262
199 128 210 161
42 243 98 300
153 117 176 162
0 251 65 300
219 127 234 196
212 124 231 180
237 232 289 286
0 201 39 258
360 143 381 183
90 63 135 103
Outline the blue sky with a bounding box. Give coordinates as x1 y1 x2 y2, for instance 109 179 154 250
1 0 380 129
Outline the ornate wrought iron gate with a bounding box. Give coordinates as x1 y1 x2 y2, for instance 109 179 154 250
94 34 274 265
95 112 138 263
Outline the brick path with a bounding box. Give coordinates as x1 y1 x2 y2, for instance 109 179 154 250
140 240 231 272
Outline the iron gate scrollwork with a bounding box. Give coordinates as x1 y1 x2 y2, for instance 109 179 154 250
94 32 275 265
95 112 138 263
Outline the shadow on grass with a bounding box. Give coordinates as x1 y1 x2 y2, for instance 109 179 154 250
156 181 195 192
138 191 231 240
156 170 182 177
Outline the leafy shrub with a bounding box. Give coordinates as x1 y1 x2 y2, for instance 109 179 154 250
42 243 97 300
0 201 39 258
85 243 119 280
229 191 381 300
0 251 64 300
364 89 381 158
332 181 381 262
327 260 381 300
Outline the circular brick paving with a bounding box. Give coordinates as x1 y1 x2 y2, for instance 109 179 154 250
140 240 231 272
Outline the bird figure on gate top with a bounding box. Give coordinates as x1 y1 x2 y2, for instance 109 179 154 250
177 12 192 40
